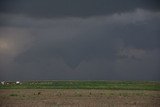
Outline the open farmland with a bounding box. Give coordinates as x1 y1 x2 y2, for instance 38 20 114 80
0 81 160 90
0 81 160 107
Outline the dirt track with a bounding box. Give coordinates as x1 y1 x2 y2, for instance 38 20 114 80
0 89 160 107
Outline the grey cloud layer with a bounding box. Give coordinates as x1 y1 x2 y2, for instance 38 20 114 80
0 9 160 80
0 0 160 18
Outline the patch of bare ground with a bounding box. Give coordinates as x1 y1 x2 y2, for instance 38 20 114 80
0 89 160 107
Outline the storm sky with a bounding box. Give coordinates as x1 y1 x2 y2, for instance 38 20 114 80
0 0 160 81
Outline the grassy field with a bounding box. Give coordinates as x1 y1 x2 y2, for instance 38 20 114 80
0 81 160 90
0 89 160 107
0 81 160 107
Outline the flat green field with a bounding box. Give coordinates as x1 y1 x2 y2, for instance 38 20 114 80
1 81 160 107
0 81 160 90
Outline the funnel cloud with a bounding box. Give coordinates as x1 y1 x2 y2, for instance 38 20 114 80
0 0 160 81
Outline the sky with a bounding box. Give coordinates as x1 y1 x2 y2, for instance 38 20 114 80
0 0 160 81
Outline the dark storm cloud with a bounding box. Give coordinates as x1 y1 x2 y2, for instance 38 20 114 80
0 9 157 81
0 0 160 18
0 1 160 81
